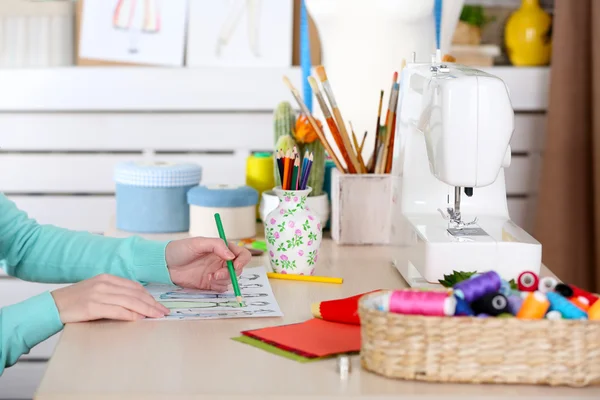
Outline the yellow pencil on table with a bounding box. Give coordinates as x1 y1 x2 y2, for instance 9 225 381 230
267 272 343 284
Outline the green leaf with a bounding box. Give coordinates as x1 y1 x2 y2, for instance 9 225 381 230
438 270 476 287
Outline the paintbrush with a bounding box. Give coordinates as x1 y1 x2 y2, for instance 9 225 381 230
367 90 385 173
282 76 345 173
359 131 368 154
307 76 352 173
349 122 367 173
380 83 399 174
315 66 364 173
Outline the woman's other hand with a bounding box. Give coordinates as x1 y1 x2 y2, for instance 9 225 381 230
51 274 169 323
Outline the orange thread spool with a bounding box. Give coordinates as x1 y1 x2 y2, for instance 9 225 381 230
589 298 600 320
516 291 549 320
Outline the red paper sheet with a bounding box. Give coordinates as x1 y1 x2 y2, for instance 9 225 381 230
242 318 361 358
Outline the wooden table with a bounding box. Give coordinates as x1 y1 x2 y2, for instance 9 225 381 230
34 224 599 399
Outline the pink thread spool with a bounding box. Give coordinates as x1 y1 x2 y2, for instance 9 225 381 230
382 290 456 317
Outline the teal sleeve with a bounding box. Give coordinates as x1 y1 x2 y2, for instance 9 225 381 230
0 194 173 285
0 194 174 373
0 292 63 375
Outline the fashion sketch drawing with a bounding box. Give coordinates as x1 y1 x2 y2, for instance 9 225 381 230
143 266 283 320
113 0 161 53
216 0 263 57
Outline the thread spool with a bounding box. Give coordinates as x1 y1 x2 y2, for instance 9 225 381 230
546 292 587 319
517 291 549 320
538 276 558 293
471 292 510 316
507 294 523 315
454 296 474 316
517 271 539 292
569 296 590 312
569 285 599 306
246 152 275 219
383 290 456 317
589 298 600 320
546 310 562 320
499 280 512 296
453 271 502 303
477 313 490 318
554 283 574 298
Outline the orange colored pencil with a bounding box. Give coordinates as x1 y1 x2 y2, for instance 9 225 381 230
283 150 291 189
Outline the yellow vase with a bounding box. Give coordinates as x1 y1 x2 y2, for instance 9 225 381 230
505 0 552 66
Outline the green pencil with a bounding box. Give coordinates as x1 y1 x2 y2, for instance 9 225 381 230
214 213 244 306
291 155 299 190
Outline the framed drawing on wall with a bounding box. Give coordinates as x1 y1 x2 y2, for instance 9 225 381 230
186 0 294 67
78 0 188 66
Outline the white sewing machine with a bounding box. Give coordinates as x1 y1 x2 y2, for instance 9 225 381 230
390 53 542 288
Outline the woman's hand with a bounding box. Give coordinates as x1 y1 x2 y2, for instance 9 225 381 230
165 237 252 292
51 274 170 323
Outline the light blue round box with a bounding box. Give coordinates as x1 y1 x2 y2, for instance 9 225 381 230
115 162 202 233
187 184 259 239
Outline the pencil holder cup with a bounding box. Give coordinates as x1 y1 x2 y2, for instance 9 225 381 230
264 186 322 275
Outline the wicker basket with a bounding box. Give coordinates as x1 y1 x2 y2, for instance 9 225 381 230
358 290 600 387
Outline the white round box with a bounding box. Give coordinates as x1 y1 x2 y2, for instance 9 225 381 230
187 184 259 240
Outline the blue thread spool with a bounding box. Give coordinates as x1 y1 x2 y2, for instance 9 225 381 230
453 271 502 303
454 296 474 316
499 279 512 296
115 162 202 233
546 292 588 320
507 294 523 315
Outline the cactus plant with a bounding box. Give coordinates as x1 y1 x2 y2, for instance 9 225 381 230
273 102 297 186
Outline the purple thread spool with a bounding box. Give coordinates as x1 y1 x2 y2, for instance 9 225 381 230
477 313 490 318
507 294 524 315
453 271 502 303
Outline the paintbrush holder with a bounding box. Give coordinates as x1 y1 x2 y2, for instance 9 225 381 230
331 169 392 245
264 186 323 275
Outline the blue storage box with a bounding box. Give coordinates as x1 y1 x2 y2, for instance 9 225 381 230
115 161 202 233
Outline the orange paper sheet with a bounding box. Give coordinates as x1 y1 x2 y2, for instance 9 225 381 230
242 318 360 358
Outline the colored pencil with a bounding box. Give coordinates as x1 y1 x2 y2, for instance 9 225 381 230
276 150 284 185
282 76 345 173
291 155 300 190
301 153 314 190
349 122 367 173
367 90 385 173
307 76 353 173
214 213 244 306
267 272 343 284
315 66 363 173
300 151 309 189
283 150 291 189
295 156 302 190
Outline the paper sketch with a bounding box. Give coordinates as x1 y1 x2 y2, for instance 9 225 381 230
113 0 161 53
186 0 293 67
215 0 262 57
144 266 283 320
80 0 187 66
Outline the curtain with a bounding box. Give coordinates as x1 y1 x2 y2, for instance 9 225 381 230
534 0 600 292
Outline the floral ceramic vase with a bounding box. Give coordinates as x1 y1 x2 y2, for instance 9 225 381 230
264 186 322 275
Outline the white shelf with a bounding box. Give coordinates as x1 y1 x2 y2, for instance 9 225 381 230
0 66 549 112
